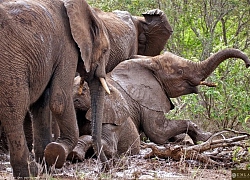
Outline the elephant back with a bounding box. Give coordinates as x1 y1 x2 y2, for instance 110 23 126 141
109 59 173 113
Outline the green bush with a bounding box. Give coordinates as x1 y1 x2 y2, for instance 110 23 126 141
88 0 250 132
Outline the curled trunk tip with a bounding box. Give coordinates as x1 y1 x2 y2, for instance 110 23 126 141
200 48 250 79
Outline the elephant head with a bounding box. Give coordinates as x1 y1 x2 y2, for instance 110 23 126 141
111 48 250 112
143 48 250 98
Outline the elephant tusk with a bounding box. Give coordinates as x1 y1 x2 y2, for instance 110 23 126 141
100 78 110 94
200 81 217 87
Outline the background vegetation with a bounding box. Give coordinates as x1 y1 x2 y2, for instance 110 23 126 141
88 0 250 132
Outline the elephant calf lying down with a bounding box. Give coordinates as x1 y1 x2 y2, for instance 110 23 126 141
68 48 250 161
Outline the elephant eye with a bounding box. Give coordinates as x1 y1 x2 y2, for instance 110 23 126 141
177 69 183 75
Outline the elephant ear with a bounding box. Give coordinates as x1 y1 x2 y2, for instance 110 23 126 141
110 59 174 112
136 9 173 56
86 81 130 126
64 0 107 73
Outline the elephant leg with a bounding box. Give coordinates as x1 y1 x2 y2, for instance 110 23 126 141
52 116 60 141
117 117 140 156
101 124 119 159
1 97 35 177
31 88 52 163
0 123 9 153
142 109 211 144
23 112 33 152
44 80 79 169
67 135 93 162
68 124 120 162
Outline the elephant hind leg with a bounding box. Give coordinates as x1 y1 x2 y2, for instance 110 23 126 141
1 110 32 177
0 89 38 178
142 109 211 144
31 88 52 164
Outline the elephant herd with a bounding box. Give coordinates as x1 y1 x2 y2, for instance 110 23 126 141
0 0 249 178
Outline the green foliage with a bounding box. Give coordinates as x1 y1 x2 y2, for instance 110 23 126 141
88 0 250 132
87 0 158 14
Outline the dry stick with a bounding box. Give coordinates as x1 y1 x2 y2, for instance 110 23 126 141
142 130 249 167
224 128 250 136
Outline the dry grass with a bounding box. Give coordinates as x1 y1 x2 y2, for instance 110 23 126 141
0 144 232 180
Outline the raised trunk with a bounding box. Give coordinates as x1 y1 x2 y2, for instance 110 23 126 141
198 48 250 80
88 78 108 167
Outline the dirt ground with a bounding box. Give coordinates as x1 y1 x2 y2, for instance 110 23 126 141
0 147 232 180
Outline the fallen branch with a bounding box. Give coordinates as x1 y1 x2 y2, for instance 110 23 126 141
142 130 250 167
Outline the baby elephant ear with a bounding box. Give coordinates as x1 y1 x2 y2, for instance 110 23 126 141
102 82 130 125
137 9 173 56
64 0 102 72
86 82 130 126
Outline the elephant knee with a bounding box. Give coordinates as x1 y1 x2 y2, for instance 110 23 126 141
49 90 66 115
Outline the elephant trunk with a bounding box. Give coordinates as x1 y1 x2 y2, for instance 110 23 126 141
197 48 250 80
88 78 109 168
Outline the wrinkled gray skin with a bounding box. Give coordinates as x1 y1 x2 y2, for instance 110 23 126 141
58 8 173 164
69 48 250 161
0 5 172 173
0 0 110 178
67 77 140 161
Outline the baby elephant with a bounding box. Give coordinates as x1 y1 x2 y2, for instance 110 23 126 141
67 76 140 161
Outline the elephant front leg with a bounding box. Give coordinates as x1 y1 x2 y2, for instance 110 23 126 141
44 85 79 169
142 109 211 144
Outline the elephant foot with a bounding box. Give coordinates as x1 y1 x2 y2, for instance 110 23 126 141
44 142 67 168
29 161 39 177
68 150 85 162
67 135 93 162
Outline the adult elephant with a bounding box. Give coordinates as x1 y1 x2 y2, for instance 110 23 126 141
0 0 110 178
0 1 172 174
58 6 173 165
69 48 250 160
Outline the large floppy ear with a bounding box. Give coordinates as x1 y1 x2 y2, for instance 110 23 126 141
135 9 173 56
110 58 174 113
64 0 106 73
86 81 130 126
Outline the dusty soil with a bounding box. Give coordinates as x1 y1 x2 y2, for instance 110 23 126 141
0 147 232 180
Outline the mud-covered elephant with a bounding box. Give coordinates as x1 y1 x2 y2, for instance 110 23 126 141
0 0 111 178
67 77 140 161
0 0 172 176
69 48 250 160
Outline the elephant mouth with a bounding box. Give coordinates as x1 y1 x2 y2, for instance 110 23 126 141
86 63 110 94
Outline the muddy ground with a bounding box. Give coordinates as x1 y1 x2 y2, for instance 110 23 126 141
0 146 233 180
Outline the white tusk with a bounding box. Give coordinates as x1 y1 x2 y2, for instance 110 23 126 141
100 78 110 94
